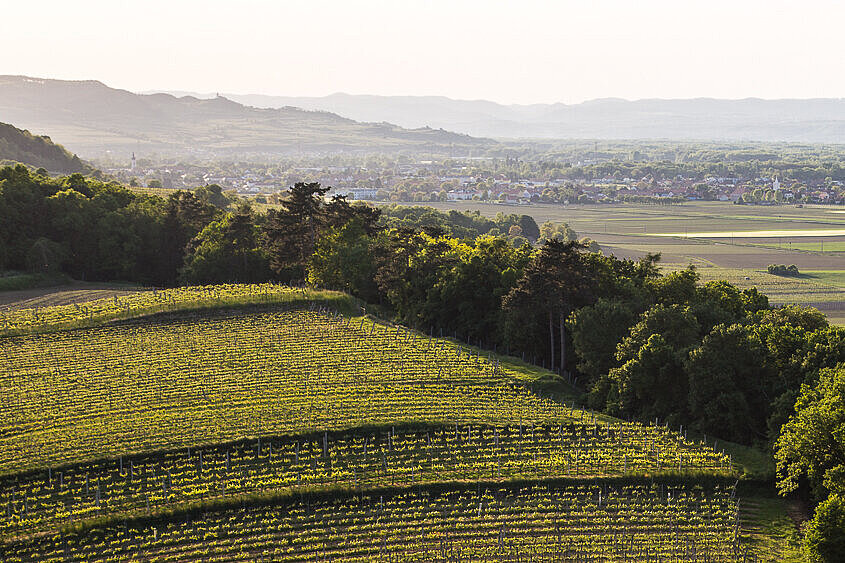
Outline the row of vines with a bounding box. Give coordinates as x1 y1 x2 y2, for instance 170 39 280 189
3 483 749 562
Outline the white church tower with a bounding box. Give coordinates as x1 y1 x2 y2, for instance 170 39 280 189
772 176 780 190
130 152 137 172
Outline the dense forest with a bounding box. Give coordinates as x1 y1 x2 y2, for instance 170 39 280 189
1 165 842 557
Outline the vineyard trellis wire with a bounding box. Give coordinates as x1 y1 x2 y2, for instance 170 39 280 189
1 483 748 562
0 309 730 476
0 421 731 538
0 283 350 336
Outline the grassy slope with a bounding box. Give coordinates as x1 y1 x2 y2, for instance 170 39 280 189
0 272 70 293
802 269 845 288
740 494 805 561
0 122 94 174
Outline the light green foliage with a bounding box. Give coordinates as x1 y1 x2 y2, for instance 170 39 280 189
803 494 845 563
609 334 688 423
579 237 601 252
616 304 700 359
648 268 700 307
379 206 542 242
767 264 800 277
539 220 578 242
775 367 845 498
599 305 699 421
194 183 235 210
0 166 208 285
376 231 531 343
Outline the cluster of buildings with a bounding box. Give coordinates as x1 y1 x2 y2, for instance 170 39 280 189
105 156 844 206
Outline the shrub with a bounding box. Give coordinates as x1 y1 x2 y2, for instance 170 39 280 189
804 494 845 562
767 264 799 276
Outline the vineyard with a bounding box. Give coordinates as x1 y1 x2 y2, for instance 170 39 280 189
0 284 773 561
0 283 352 336
3 483 746 562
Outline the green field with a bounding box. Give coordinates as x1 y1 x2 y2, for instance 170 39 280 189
751 240 845 252
415 200 845 263
125 185 181 198
801 270 845 288
828 316 845 326
0 272 70 293
0 285 799 561
659 264 845 306
417 201 845 239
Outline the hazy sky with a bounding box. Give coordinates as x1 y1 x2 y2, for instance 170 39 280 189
3 0 843 104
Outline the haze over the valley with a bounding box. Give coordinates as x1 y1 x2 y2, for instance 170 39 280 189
2 1 843 153
1 1 842 105
146 91 845 143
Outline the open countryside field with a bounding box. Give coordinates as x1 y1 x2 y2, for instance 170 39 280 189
411 201 845 314
587 235 845 270
415 201 845 240
660 264 845 308
827 314 845 326
657 229 845 238
414 200 845 265
0 284 797 561
752 240 845 252
802 270 845 288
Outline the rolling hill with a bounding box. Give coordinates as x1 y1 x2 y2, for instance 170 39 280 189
0 76 492 158
0 121 94 174
174 91 845 143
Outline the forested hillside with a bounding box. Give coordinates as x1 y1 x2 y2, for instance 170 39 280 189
0 122 93 174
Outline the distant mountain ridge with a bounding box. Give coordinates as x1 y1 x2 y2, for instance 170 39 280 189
154 91 845 143
0 121 93 174
0 76 491 158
